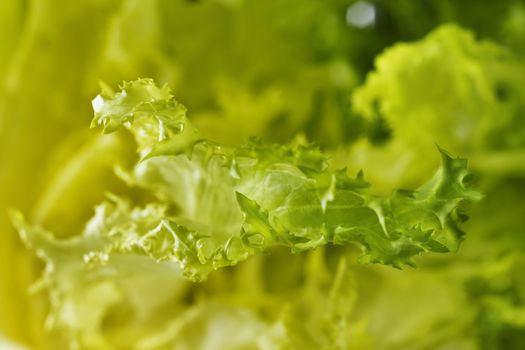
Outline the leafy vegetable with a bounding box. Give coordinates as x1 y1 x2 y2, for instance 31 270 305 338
1 1 524 349
90 79 478 278
15 74 477 274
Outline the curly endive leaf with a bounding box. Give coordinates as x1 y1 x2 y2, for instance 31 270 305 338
16 79 479 283
79 79 479 280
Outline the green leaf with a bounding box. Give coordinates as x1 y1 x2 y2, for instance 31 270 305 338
80 79 480 280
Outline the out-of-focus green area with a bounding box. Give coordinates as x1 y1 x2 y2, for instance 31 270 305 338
1 0 525 349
